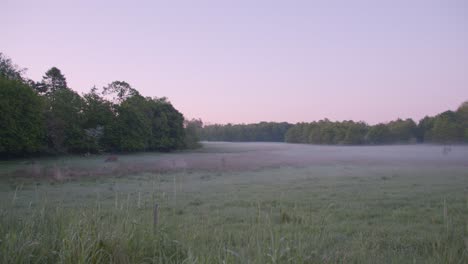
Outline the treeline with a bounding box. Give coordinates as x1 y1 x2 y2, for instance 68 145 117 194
200 122 293 142
0 53 199 158
199 107 468 145
286 108 468 145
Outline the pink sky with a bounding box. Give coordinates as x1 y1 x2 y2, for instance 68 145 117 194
3 0 468 124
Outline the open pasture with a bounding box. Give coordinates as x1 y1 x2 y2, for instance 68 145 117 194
1 142 468 263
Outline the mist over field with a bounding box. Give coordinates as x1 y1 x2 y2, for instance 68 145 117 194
2 0 468 263
3 142 467 178
1 142 468 263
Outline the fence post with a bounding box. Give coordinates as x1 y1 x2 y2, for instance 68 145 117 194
153 203 159 231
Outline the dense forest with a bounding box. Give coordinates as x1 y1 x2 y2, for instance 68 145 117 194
200 107 468 145
0 53 200 158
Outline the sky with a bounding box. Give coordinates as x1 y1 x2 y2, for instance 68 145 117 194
3 0 468 124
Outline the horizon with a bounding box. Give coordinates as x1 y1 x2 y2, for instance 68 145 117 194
3 0 467 125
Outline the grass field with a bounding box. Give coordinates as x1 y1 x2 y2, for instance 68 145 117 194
1 142 468 263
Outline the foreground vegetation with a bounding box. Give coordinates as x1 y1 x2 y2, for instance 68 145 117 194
1 143 467 263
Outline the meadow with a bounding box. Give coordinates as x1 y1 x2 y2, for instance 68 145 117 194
0 142 467 263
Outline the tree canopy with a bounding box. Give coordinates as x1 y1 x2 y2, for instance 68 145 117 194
200 113 467 145
0 77 44 156
200 122 293 142
42 67 68 94
0 53 194 158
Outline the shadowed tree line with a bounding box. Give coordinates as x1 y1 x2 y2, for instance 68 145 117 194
199 122 293 142
0 53 200 158
285 111 467 145
200 108 468 145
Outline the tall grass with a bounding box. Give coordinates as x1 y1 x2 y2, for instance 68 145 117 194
1 200 188 263
1 164 468 263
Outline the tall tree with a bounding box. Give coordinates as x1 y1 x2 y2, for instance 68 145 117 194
147 97 185 151
81 87 115 153
42 67 68 94
431 111 463 143
102 81 139 104
110 95 152 151
416 116 435 142
387 118 418 143
343 122 367 145
366 124 391 144
45 88 86 153
184 119 203 149
0 77 44 157
82 86 114 129
0 53 26 81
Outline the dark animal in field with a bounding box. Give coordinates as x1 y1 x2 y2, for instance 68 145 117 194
105 156 119 162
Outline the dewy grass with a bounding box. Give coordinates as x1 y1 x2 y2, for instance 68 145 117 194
1 143 468 263
1 198 187 263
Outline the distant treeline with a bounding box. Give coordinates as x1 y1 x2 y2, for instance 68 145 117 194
200 107 468 145
0 53 200 158
199 122 293 142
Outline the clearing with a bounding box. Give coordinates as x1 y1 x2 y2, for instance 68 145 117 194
1 142 467 263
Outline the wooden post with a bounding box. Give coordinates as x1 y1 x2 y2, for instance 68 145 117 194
153 203 159 230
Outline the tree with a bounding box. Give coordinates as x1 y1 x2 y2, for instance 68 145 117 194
366 124 391 144
457 101 468 121
318 120 336 144
0 53 26 81
99 82 186 152
102 95 150 152
343 122 367 145
30 80 48 94
431 111 463 143
457 101 468 142
102 81 139 104
147 97 185 151
45 88 86 153
202 122 293 142
82 87 115 153
387 118 417 143
184 119 203 149
82 86 114 128
42 67 68 94
0 54 196 157
417 116 435 142
0 77 44 157
120 96 152 151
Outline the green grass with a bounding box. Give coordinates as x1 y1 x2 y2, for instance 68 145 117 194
1 145 468 263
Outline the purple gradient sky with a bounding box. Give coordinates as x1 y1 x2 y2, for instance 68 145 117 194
3 0 468 124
